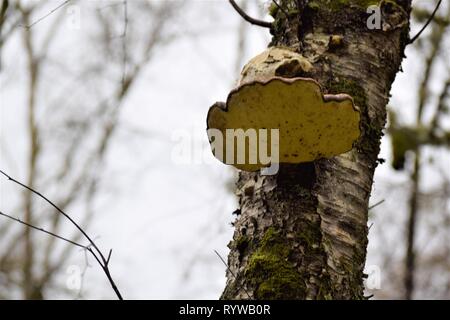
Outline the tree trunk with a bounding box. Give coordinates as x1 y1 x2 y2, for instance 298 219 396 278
222 0 412 300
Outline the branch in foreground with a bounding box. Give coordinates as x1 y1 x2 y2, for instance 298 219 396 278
228 0 272 29
214 250 253 299
0 210 87 249
0 169 123 300
409 0 443 44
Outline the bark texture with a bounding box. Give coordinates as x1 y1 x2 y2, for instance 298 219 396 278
222 0 412 300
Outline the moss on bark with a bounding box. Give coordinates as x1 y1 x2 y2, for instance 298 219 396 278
244 227 306 300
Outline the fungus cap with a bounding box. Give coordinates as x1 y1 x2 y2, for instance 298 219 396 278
207 77 361 172
240 47 313 84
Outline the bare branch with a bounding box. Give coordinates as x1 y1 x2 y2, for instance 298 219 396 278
409 0 443 44
0 211 87 249
430 78 450 133
416 16 446 121
121 0 128 89
0 169 123 300
228 0 272 29
18 0 72 29
214 250 253 299
106 249 113 266
369 199 385 210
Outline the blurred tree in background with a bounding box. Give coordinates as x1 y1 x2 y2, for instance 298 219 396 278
368 0 450 299
0 0 181 299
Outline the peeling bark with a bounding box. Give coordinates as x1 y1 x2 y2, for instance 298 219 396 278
222 0 412 300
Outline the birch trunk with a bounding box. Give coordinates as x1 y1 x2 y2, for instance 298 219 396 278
222 0 412 300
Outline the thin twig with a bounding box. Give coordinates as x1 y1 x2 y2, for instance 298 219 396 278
0 170 101 260
369 199 385 210
0 211 87 249
18 0 72 29
0 169 123 300
430 78 450 133
106 249 113 265
409 0 443 44
121 0 128 89
228 0 272 28
214 250 253 299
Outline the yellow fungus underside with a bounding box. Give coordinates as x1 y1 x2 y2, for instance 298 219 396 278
207 78 361 172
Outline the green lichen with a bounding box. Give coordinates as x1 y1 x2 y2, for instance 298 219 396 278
297 221 321 250
234 235 250 256
340 258 366 299
288 8 299 16
241 223 363 299
317 278 334 300
235 235 249 249
243 224 336 299
328 79 367 112
244 227 307 299
307 1 321 10
268 2 279 18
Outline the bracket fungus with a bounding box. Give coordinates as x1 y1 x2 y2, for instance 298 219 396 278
206 47 361 173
